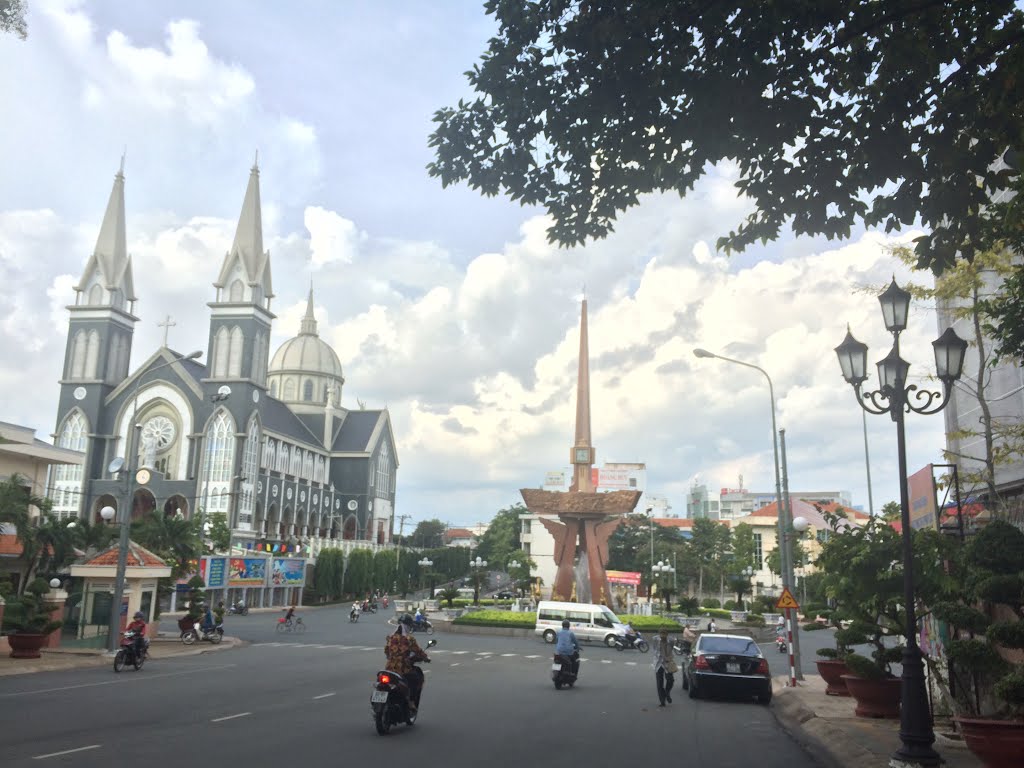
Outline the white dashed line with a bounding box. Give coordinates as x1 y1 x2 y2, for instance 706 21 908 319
313 693 336 700
211 712 251 723
501 653 517 657
33 745 101 760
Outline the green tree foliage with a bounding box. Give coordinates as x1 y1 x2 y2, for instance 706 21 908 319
0 0 27 39
430 1 1023 275
408 519 447 548
980 260 1024 365
313 549 345 600
689 517 730 590
372 549 397 594
206 512 231 553
0 475 75 593
345 548 374 597
185 575 207 621
130 511 201 582
475 503 526 565
68 515 115 555
880 501 902 522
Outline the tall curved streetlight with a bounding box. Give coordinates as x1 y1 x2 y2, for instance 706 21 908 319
835 278 966 768
104 350 203 653
692 348 802 677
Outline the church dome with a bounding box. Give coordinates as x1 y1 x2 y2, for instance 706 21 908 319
267 290 344 407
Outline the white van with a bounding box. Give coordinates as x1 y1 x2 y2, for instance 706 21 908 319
535 601 630 647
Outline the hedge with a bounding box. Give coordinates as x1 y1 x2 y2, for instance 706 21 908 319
451 610 535 629
619 615 686 632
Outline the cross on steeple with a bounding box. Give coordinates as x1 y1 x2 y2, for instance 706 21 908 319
158 315 176 347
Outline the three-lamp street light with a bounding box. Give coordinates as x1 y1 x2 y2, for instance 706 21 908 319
652 559 675 612
508 559 522 597
417 556 434 597
835 277 966 768
470 555 488 604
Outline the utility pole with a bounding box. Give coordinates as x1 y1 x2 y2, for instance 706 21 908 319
395 514 413 566
780 429 803 680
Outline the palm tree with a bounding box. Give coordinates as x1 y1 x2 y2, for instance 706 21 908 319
68 515 116 556
0 474 74 593
130 510 202 581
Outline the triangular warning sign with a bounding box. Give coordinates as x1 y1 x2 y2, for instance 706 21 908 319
775 588 800 610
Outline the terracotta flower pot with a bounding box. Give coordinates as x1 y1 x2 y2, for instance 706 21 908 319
8 633 48 659
815 659 852 696
841 674 902 718
954 716 1024 768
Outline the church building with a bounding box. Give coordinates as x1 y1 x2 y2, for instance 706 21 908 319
49 161 399 556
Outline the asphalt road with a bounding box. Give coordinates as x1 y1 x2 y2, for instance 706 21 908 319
1 607 825 767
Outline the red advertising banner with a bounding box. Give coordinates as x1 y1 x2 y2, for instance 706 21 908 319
607 570 641 586
907 464 939 531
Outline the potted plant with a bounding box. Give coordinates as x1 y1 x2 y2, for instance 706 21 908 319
815 623 853 697
932 520 1024 768
839 639 904 718
6 578 64 658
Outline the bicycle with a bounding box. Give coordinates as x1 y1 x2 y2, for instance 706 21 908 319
276 616 306 634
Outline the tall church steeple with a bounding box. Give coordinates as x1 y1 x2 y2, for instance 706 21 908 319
207 160 274 386
299 286 318 336
569 296 595 492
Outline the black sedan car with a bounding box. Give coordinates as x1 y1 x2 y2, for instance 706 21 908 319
681 633 772 704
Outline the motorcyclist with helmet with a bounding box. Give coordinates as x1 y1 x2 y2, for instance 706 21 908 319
125 611 149 658
554 619 580 677
384 623 430 711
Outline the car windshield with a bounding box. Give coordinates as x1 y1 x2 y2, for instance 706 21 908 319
699 636 759 655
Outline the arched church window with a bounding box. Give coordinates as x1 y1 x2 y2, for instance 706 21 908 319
262 437 273 468
51 411 87 516
202 410 235 514
376 443 392 495
252 332 266 383
283 378 296 401
290 447 302 476
278 445 289 474
238 418 259 526
229 279 244 302
213 327 229 377
269 379 278 398
88 284 103 305
228 326 243 377
70 330 87 379
85 330 100 379
303 379 314 401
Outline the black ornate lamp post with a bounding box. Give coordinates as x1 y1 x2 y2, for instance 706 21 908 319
835 278 967 768
417 556 434 597
470 555 488 604
652 560 675 612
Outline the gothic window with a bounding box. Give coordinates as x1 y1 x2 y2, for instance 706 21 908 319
303 379 314 401
375 443 392 497
85 331 100 379
315 456 325 484
270 380 278 398
51 411 87 516
283 378 296 401
201 410 235 514
290 447 302 476
228 326 243 377
213 327 229 377
262 438 273 469
229 279 244 302
252 332 266 383
278 445 289 474
88 284 103 305
70 330 87 379
238 418 259 526
303 451 313 479
323 384 329 404
105 335 119 382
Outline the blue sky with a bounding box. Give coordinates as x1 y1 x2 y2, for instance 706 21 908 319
0 1 953 528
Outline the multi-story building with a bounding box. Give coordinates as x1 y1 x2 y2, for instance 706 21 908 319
688 481 853 520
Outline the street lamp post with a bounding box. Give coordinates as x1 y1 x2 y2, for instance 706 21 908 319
693 348 801 678
103 350 203 653
417 556 434 597
508 559 522 597
835 278 967 768
652 559 675 612
470 555 487 604
740 565 754 609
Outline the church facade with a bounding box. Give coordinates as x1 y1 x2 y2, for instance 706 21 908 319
49 162 398 556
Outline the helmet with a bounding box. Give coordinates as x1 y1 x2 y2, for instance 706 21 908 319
562 620 570 629
133 611 145 620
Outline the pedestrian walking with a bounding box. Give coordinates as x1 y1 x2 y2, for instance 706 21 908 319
653 628 677 707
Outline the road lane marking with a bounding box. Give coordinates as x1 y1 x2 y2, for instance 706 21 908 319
211 712 251 722
313 693 336 700
525 655 541 659
450 663 461 667
33 745 101 760
451 651 468 655
601 660 613 664
1 664 238 697
501 653 517 657
626 662 637 666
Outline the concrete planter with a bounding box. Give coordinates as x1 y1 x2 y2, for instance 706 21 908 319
8 633 48 659
815 659 852 697
841 674 901 718
954 716 1024 768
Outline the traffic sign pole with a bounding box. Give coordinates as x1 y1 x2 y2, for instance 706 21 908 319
775 588 800 687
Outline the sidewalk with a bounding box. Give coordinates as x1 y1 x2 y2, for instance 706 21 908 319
771 675 981 768
0 635 243 677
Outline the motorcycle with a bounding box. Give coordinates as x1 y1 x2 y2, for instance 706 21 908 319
227 601 249 616
613 632 650 653
362 601 378 614
552 650 580 689
382 596 389 609
775 634 788 654
371 638 436 735
350 607 361 623
399 614 434 635
178 615 224 645
114 629 148 672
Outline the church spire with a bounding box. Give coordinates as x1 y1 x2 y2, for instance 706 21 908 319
231 160 265 276
76 162 135 302
570 297 595 492
213 160 273 303
299 286 318 336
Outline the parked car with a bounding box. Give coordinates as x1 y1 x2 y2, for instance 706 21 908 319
495 591 515 599
681 633 772 705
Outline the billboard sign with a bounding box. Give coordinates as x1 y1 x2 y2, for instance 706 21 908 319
228 557 268 587
607 570 641 586
596 468 632 490
271 558 306 587
544 471 566 487
200 557 227 589
907 464 939 531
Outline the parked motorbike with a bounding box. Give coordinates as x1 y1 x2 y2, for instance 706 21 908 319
179 616 224 645
227 601 249 616
613 632 650 653
371 638 436 735
552 650 580 689
113 629 148 672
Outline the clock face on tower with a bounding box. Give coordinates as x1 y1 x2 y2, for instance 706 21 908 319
574 447 591 464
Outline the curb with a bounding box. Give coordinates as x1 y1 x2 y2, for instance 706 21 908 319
770 681 856 768
0 637 244 676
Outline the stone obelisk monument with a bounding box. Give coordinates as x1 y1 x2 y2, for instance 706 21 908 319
520 298 641 603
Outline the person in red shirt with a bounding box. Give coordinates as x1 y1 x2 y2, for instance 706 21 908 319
125 611 148 657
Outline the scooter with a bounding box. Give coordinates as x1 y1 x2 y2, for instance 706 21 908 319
350 607 361 623
775 634 787 654
179 617 224 645
613 632 650 653
227 601 249 616
400 614 434 635
113 629 148 672
371 639 436 735
362 601 378 614
552 650 580 689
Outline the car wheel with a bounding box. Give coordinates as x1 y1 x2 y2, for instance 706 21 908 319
543 629 556 644
688 681 701 699
604 634 617 648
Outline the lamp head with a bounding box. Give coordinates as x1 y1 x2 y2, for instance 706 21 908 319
932 327 968 383
877 347 910 391
792 516 810 533
100 505 116 522
692 348 716 359
49 577 61 589
878 278 912 333
834 326 869 385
